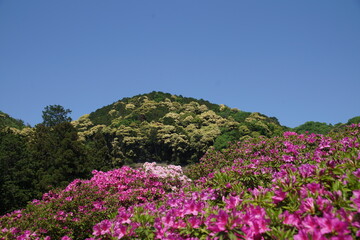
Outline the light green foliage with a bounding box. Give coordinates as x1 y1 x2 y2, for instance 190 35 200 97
78 92 287 165
0 110 26 129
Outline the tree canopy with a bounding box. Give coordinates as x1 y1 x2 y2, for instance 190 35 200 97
42 105 72 127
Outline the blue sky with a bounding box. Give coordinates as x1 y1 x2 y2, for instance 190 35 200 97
1 0 359 128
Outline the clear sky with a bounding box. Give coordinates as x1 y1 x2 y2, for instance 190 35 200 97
1 0 359 128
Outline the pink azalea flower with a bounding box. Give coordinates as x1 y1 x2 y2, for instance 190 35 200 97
353 169 360 178
281 211 300 227
302 215 321 233
318 216 349 235
300 198 315 214
113 223 127 239
172 219 187 229
351 190 360 211
283 131 298 137
305 182 321 194
61 236 72 240
294 229 326 240
282 155 295 162
10 227 20 235
272 189 287 204
316 197 332 212
93 219 112 236
206 210 228 233
161 213 175 228
188 216 202 228
184 200 203 216
224 195 242 209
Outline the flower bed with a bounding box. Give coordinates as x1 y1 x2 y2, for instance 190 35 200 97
1 124 360 239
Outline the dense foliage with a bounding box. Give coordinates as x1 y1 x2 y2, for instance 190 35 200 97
0 103 124 215
42 105 72 127
73 91 285 166
291 117 360 135
0 122 110 215
292 121 334 135
0 128 30 213
0 111 26 129
347 116 360 125
1 124 359 239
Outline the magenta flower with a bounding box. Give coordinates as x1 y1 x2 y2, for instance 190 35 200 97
10 227 20 235
318 216 349 236
93 219 112 236
315 197 332 212
281 211 300 227
282 155 295 162
116 209 132 224
353 169 360 178
206 210 228 233
351 190 360 211
113 223 127 239
299 198 315 214
161 213 175 228
272 189 287 204
243 205 270 236
188 216 202 228
184 200 203 216
61 236 72 240
294 229 326 240
224 195 242 209
302 215 321 234
283 131 298 137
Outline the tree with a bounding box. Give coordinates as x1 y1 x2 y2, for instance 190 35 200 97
42 105 72 127
293 121 333 135
0 111 26 129
28 122 89 195
347 116 360 125
0 128 32 214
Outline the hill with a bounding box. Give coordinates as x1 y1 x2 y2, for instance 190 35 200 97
72 91 286 165
0 110 26 129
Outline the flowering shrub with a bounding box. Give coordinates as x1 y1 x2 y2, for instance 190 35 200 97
143 162 191 185
1 124 360 239
0 165 189 239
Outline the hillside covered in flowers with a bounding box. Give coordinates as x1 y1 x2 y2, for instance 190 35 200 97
1 123 359 239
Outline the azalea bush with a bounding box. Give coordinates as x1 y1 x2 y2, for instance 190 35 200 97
1 124 360 239
0 165 190 240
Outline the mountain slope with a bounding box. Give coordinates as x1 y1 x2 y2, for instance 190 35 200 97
72 91 286 165
0 111 25 129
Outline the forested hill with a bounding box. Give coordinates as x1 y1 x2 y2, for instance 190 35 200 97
72 91 286 165
0 110 26 129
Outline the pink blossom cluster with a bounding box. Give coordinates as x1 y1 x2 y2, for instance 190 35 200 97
89 190 271 240
143 162 191 185
0 163 189 240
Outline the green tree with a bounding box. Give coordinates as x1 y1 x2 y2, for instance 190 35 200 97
293 121 333 135
0 111 26 129
84 130 114 171
0 128 33 214
29 122 89 195
42 105 72 127
347 116 360 125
